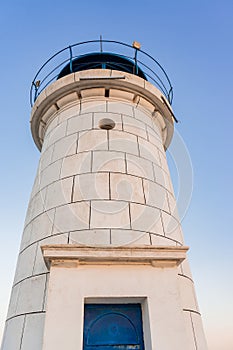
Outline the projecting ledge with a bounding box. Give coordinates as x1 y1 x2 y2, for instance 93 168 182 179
41 244 189 269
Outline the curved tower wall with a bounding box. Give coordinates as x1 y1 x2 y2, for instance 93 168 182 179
2 69 207 350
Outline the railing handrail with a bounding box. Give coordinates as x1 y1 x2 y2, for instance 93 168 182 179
30 39 173 106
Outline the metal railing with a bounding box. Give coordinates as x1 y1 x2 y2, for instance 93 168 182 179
30 39 173 106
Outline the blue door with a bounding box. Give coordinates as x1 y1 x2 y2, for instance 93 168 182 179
83 304 145 349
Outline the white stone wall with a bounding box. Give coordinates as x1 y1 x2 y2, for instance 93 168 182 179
1 74 207 349
31 98 182 247
43 263 192 350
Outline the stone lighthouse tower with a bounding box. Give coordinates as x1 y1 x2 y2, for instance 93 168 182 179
1 40 208 350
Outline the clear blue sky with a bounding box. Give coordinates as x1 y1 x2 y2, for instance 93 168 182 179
0 1 232 349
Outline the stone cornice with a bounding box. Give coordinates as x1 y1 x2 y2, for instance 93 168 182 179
30 69 174 151
41 244 189 269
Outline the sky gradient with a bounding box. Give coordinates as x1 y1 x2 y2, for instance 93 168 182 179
0 1 233 349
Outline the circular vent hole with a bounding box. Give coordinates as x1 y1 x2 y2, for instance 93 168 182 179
99 118 115 130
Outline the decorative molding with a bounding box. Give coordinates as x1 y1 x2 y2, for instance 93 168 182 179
31 70 174 151
41 244 189 269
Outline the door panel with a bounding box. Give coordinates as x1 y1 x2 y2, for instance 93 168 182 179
83 304 145 349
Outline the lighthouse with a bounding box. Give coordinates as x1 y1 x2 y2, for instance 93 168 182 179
1 40 208 350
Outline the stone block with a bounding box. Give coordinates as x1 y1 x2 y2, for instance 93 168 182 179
150 233 177 246
41 134 50 153
20 222 33 251
33 233 69 275
90 200 130 229
16 274 47 314
166 172 174 194
138 137 160 164
154 164 174 194
73 173 109 202
109 130 139 155
124 69 145 85
44 113 58 135
183 312 197 350
151 115 164 134
109 89 134 102
29 171 40 200
69 229 110 246
111 229 151 246
38 123 46 142
166 192 180 220
81 100 106 113
126 154 154 181
147 124 163 149
44 177 73 211
60 152 92 178
93 112 122 131
180 258 193 279
144 80 162 100
6 283 20 319
41 105 58 125
143 179 170 212
130 203 163 234
66 113 93 135
53 202 90 234
161 211 184 243
45 73 75 97
108 101 133 116
138 96 155 113
56 92 78 109
31 89 46 121
20 313 45 350
39 159 62 190
134 107 154 128
191 313 208 349
81 88 105 98
39 144 54 172
158 150 170 174
1 316 25 350
122 115 147 139
14 243 37 284
92 151 126 173
75 69 111 80
110 173 144 203
24 201 34 227
153 164 166 188
57 103 80 124
51 134 77 162
78 129 108 152
30 209 55 244
46 121 67 147
30 188 47 221
178 276 199 312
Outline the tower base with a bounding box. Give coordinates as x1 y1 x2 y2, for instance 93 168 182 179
41 245 202 350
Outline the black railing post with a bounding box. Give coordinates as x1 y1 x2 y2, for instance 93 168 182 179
69 46 73 73
134 48 139 75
